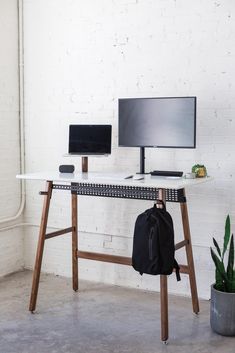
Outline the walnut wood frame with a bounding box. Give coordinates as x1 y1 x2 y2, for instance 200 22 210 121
29 181 199 342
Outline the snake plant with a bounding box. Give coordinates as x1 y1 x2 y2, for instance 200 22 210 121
210 215 235 293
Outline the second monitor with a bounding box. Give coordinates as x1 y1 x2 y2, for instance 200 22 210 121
118 96 196 174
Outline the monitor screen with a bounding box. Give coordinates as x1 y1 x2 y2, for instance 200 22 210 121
118 97 196 148
69 125 112 154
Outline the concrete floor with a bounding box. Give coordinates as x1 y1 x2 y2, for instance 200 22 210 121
0 271 234 353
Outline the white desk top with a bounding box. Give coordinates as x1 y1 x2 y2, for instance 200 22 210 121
16 172 212 190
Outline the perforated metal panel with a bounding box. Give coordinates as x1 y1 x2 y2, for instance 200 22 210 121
52 183 186 203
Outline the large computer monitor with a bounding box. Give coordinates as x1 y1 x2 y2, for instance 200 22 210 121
118 97 196 173
69 125 112 155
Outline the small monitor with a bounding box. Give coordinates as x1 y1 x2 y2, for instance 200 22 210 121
68 125 112 155
118 97 196 148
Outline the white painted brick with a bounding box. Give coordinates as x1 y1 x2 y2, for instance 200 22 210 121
0 0 20 214
0 227 24 277
0 0 23 277
0 0 21 220
22 0 235 299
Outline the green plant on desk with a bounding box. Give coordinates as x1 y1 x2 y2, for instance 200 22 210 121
211 215 235 293
192 164 207 178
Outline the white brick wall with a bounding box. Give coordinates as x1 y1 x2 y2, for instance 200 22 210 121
0 227 24 276
0 0 21 219
23 0 235 299
0 0 23 276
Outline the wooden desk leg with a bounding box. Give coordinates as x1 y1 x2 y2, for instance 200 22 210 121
72 192 78 291
158 189 168 342
180 189 199 314
160 275 168 342
29 181 53 312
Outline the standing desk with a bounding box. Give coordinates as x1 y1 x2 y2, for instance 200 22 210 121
17 171 211 342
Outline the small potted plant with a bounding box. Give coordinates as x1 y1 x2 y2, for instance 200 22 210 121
210 215 235 336
192 164 207 177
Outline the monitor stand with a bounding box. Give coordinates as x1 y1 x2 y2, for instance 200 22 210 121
137 147 147 174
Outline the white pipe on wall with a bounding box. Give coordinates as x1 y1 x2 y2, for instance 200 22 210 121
0 0 25 225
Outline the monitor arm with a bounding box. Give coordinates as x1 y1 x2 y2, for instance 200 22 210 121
139 147 145 174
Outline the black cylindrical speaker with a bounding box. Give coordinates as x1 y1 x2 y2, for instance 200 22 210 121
59 165 75 173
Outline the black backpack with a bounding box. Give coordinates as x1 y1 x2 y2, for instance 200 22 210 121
132 201 180 281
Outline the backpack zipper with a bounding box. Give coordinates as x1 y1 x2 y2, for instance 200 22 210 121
149 227 154 260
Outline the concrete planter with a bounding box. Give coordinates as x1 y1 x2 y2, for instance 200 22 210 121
210 284 235 336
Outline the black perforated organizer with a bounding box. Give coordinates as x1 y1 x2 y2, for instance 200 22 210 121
52 182 186 203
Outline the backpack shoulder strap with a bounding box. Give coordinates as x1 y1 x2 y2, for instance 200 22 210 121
174 259 181 281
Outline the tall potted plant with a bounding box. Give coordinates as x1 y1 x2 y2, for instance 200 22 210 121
210 215 235 336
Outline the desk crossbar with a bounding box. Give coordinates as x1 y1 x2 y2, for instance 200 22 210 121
52 182 186 203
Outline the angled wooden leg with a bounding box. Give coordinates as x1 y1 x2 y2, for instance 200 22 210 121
160 275 168 342
71 189 78 291
29 181 53 312
180 189 199 314
158 189 168 342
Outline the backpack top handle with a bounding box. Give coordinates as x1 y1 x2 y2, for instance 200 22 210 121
154 200 166 209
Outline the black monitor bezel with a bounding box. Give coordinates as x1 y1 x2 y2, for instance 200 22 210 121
118 96 197 149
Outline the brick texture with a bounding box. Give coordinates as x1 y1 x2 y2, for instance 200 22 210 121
23 0 235 299
0 0 22 276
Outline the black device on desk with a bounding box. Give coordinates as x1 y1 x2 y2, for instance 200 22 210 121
150 170 183 177
59 165 75 173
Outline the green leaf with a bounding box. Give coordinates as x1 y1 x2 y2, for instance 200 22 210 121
232 272 235 293
215 269 225 291
213 237 221 258
227 234 234 281
210 248 227 284
226 270 235 293
222 215 230 259
227 279 235 293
